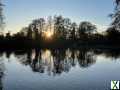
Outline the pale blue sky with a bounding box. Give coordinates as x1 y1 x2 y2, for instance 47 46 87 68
3 0 114 33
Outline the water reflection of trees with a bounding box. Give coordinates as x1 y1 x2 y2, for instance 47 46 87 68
77 50 96 68
2 49 120 76
4 48 120 76
93 49 120 59
11 49 96 76
0 53 5 90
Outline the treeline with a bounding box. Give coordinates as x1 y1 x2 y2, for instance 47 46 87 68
0 0 120 48
0 15 120 49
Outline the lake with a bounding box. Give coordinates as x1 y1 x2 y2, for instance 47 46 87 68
0 48 120 90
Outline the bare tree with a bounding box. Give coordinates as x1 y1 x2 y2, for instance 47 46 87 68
111 0 120 30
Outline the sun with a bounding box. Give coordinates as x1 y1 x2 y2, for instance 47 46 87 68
45 31 53 38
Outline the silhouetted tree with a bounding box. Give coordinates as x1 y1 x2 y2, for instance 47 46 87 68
47 16 53 32
6 31 11 40
106 26 120 40
63 18 71 40
110 0 120 30
70 22 77 41
116 0 120 6
30 18 45 41
78 21 97 39
54 15 65 39
54 16 72 40
27 24 32 40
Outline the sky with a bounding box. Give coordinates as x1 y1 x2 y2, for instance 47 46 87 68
3 0 114 33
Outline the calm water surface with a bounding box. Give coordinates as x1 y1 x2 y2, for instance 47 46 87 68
0 49 119 90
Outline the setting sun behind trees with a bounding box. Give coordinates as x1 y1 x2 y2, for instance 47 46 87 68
45 31 53 38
